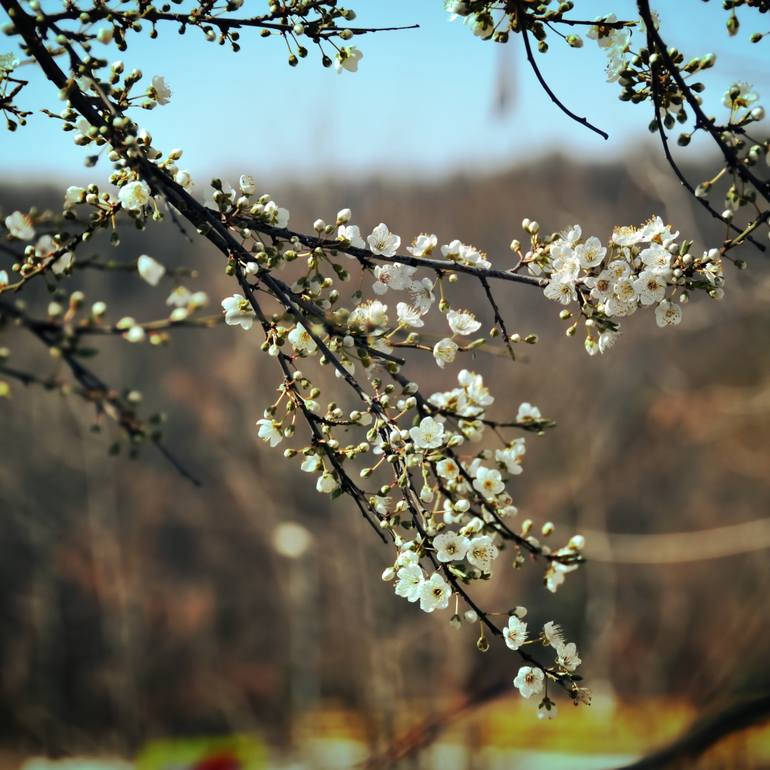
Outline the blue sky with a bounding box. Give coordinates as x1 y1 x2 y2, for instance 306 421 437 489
2 1 770 184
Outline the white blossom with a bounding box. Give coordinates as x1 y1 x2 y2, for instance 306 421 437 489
447 309 481 336
496 439 526 475
503 616 528 651
633 271 667 306
151 75 172 105
316 472 339 494
516 403 541 423
396 302 424 328
0 52 19 74
256 418 282 448
221 293 256 330
472 466 504 499
409 277 435 313
118 180 152 211
51 251 75 276
433 337 458 369
239 175 257 195
4 211 35 240
655 299 682 328
288 323 317 354
137 254 166 286
543 621 565 651
407 233 438 257
433 531 470 562
409 416 445 449
513 666 545 699
575 236 606 268
723 81 758 109
557 642 582 672
264 200 290 228
584 271 614 301
337 224 365 248
63 186 86 209
334 46 363 73
372 262 415 294
640 244 672 275
419 572 452 613
367 223 401 257
349 299 389 330
166 286 192 308
436 457 461 480
466 535 498 573
395 564 424 602
544 276 577 305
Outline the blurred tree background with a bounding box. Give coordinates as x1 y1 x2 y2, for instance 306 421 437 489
2 148 769 766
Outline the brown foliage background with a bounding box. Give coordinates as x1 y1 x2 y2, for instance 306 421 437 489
1 150 769 756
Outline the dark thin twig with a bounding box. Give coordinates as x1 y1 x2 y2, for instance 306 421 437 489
640 0 765 254
638 0 770 201
479 276 516 360
518 2 609 140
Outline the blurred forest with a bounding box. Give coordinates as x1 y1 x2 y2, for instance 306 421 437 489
1 149 770 766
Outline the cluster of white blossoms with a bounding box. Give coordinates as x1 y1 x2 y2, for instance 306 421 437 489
443 0 635 68
3 0 766 725
2 168 720 717
193 181 730 708
586 14 632 83
535 216 725 355
510 619 584 717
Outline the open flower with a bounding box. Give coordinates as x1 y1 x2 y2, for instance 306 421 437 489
409 416 445 449
436 457 460 480
419 572 452 613
288 323 317 354
467 535 499 573
221 294 256 330
367 223 401 257
337 224 365 248
513 666 545 699
633 271 667 306
63 186 86 209
118 180 152 211
256 418 282 447
496 439 526 475
655 299 682 328
0 52 19 75
544 275 577 305
407 233 438 257
433 337 458 369
396 302 424 328
151 75 172 105
557 642 582 672
264 200 290 228
543 620 565 651
433 531 470 562
503 616 528 651
4 211 35 240
334 46 363 73
447 309 481 336
575 236 606 268
395 564 425 602
472 466 504 499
